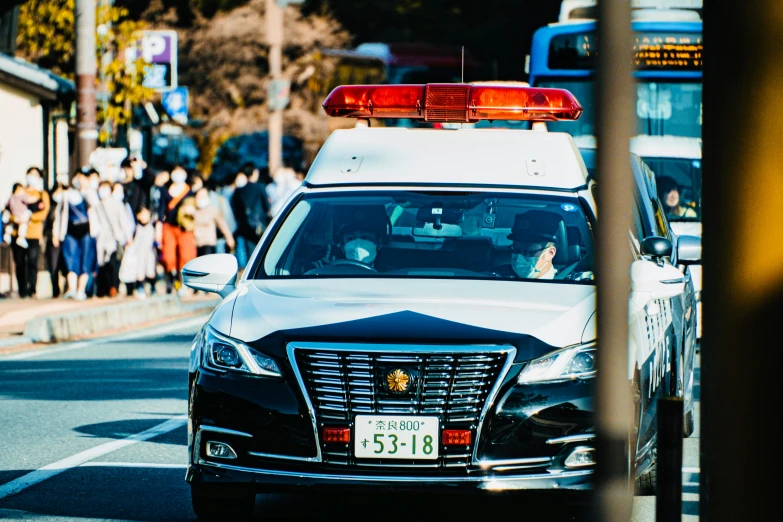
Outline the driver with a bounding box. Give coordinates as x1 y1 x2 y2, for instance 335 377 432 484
499 210 563 280
312 206 389 269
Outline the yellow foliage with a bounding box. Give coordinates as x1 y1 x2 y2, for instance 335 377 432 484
17 1 154 145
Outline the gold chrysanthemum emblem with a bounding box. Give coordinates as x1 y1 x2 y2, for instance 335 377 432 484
386 369 410 393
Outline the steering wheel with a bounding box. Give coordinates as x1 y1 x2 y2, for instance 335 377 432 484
330 259 378 271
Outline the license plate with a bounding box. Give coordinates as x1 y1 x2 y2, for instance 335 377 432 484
354 415 439 460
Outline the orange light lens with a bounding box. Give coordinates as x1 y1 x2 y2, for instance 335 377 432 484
442 429 472 446
323 427 351 443
322 84 582 122
469 86 583 121
322 85 424 118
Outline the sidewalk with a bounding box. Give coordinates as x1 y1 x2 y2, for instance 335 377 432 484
0 292 221 351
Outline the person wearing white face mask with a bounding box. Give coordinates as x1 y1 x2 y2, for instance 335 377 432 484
94 181 134 297
53 172 101 301
159 165 197 294
8 167 50 298
499 210 563 280
44 180 68 298
193 188 235 257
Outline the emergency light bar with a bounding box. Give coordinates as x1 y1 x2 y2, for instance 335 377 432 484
322 84 582 123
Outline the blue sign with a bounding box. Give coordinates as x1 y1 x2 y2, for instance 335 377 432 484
161 87 188 124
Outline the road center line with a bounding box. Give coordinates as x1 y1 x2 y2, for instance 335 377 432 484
0 416 187 500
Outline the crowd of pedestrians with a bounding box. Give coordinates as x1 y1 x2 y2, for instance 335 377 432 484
1 158 304 300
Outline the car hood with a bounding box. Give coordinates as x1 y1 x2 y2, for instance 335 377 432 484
227 279 596 348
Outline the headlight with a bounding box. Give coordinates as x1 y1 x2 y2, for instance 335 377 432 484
202 326 282 378
517 342 596 384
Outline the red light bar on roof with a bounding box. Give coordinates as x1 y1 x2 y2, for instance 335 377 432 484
322 84 582 123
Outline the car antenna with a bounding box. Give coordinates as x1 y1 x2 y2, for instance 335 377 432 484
461 46 465 83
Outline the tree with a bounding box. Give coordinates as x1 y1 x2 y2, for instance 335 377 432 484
16 1 154 145
16 0 75 77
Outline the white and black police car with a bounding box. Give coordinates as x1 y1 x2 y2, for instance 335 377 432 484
181 83 696 519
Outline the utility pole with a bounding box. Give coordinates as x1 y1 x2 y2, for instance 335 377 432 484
75 0 98 168
266 0 284 175
594 0 634 520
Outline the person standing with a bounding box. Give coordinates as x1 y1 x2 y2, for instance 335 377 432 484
158 165 196 294
120 158 149 219
266 161 301 219
11 167 50 298
193 187 235 257
94 181 133 297
52 172 100 301
44 177 68 298
230 166 270 269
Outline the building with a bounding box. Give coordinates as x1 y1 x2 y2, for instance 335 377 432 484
0 52 74 204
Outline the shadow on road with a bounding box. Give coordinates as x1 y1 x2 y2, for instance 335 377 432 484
73 421 187 446
0 465 596 521
0 357 188 402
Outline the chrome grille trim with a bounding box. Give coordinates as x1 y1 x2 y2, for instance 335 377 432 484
287 343 516 470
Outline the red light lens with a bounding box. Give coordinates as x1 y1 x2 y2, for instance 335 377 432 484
322 84 582 122
323 427 351 443
322 85 424 118
442 429 472 446
469 86 583 121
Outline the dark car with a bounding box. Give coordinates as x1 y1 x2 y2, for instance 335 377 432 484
179 86 697 519
210 131 304 185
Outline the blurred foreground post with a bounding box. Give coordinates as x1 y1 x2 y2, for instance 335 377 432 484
266 0 284 174
656 397 683 522
701 0 781 519
595 0 634 520
75 0 97 167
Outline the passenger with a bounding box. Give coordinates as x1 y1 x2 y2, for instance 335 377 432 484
500 210 563 280
657 176 696 219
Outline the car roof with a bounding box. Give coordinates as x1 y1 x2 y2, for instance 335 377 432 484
629 135 702 159
305 128 589 191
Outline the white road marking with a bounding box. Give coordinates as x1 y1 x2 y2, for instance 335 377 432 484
79 462 188 469
0 416 187 500
0 316 207 361
682 467 700 473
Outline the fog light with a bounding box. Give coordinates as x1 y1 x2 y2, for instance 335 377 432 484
206 441 237 459
323 427 351 443
564 446 595 468
442 429 472 446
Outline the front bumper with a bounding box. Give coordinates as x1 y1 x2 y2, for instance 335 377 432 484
188 461 594 493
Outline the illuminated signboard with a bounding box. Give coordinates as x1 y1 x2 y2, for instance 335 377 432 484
548 32 702 71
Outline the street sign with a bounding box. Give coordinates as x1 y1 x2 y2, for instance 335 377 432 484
132 30 178 92
267 79 290 111
161 87 189 124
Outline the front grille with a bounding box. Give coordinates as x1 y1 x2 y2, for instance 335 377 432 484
291 345 509 470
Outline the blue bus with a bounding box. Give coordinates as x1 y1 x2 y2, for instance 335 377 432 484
527 17 702 139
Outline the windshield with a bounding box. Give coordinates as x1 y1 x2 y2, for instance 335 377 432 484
643 157 702 222
255 191 595 283
537 79 702 138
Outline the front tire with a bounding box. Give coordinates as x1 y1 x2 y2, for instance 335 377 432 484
191 482 256 520
635 462 657 496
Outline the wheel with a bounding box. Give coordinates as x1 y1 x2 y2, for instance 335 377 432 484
191 482 256 520
683 409 695 438
635 462 657 496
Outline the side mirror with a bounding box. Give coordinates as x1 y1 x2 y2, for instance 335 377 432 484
641 236 672 258
631 259 687 300
182 254 238 298
677 235 701 264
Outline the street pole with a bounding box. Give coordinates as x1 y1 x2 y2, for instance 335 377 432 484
75 0 98 168
595 0 634 520
702 0 780 519
266 0 284 175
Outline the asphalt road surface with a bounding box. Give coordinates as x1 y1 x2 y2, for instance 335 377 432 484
0 316 700 521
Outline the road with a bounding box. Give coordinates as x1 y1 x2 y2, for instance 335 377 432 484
0 316 700 521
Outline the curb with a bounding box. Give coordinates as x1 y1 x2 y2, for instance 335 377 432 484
21 295 220 344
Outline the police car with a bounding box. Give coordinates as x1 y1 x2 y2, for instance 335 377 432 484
181 84 693 518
